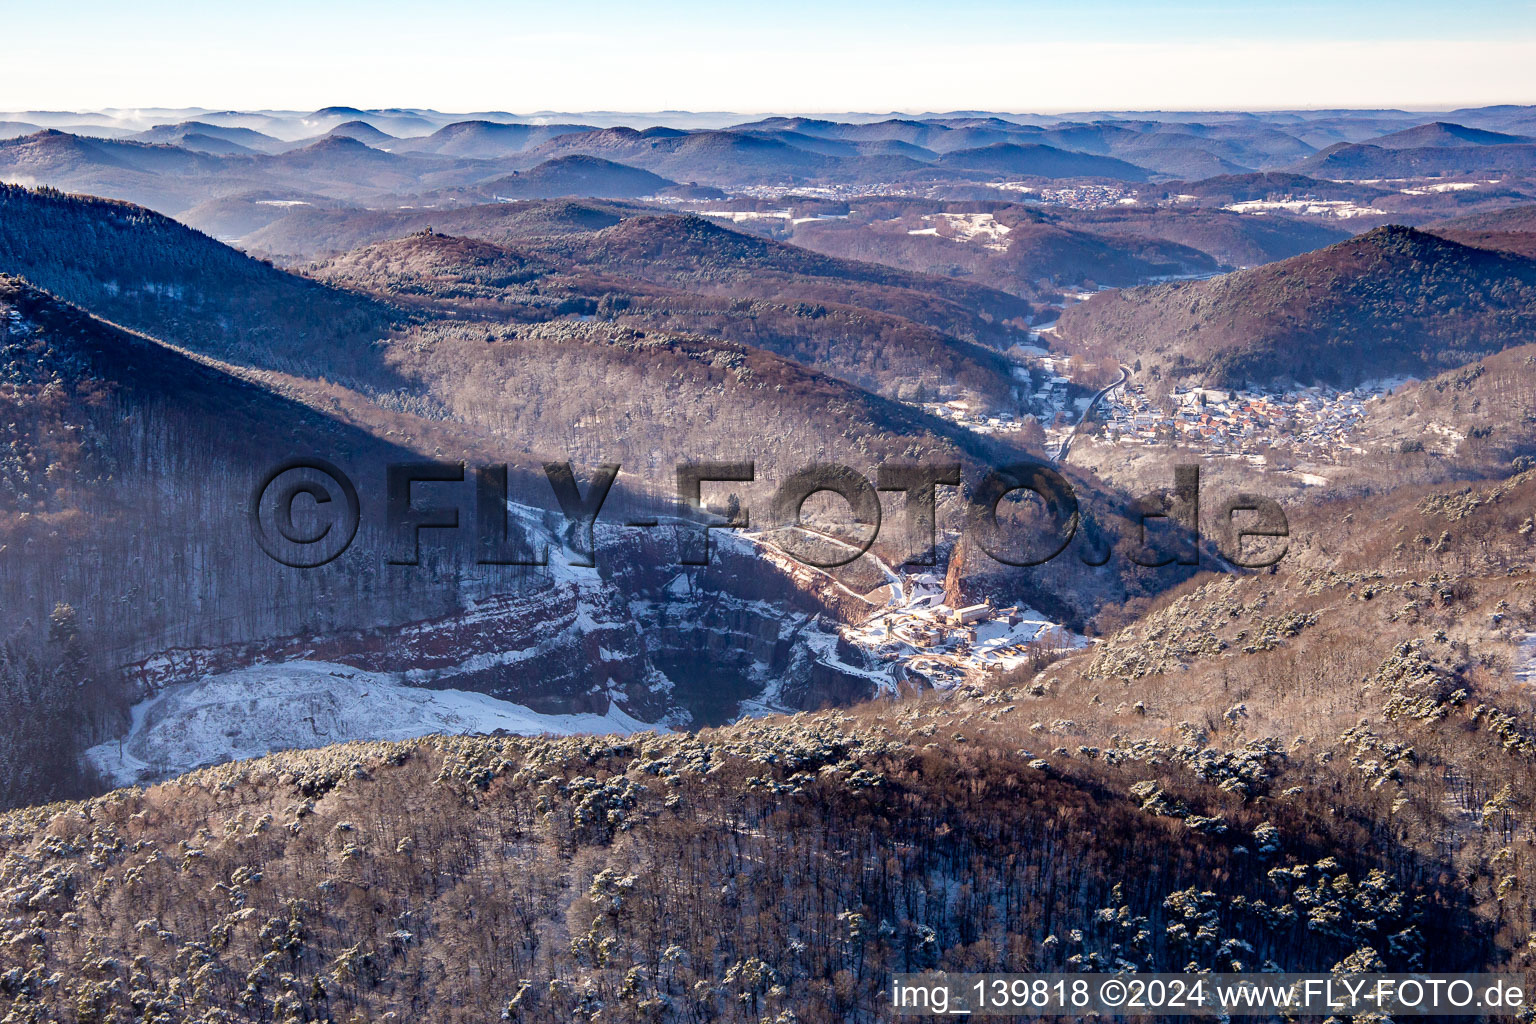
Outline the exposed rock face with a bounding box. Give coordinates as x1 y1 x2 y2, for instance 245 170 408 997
118 517 891 734
783 634 890 711
944 535 970 607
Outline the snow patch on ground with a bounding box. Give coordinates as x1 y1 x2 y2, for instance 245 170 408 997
86 660 655 787
1224 198 1379 218
1399 181 1487 195
907 212 1012 250
699 209 791 222
1515 633 1536 685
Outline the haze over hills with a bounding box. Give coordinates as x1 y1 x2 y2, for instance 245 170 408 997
1366 120 1534 149
475 155 677 199
390 119 597 158
6 105 1536 227
127 120 292 154
1291 140 1536 179
0 103 1532 356
935 142 1153 180
313 119 400 147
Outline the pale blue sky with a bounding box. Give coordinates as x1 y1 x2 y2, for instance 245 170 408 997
3 0 1533 113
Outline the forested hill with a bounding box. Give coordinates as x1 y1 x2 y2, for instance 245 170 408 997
307 229 1026 408
0 707 1454 1023
1426 203 1536 259
545 213 1033 346
1057 225 1536 386
0 273 445 808
478 155 677 200
0 183 397 380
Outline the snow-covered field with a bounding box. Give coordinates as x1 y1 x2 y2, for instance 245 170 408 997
1399 181 1492 195
86 660 654 787
698 209 792 222
1224 198 1379 218
906 212 1012 250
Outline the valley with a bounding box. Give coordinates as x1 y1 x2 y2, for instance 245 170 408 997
5 90 1536 1021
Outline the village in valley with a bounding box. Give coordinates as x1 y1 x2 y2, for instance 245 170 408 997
878 302 1418 471
848 371 1419 690
1085 376 1414 461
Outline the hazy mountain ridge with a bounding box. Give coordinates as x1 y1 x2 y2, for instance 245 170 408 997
1365 121 1534 149
935 141 1153 181
476 155 677 199
1293 140 1536 179
6 107 1536 246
